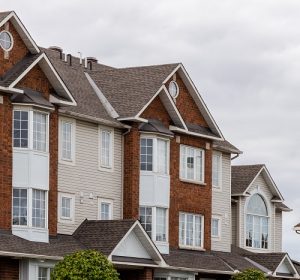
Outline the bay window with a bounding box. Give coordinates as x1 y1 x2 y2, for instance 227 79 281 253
13 109 48 152
13 188 47 229
180 145 204 183
246 194 269 249
139 206 168 243
99 127 114 170
212 152 222 188
179 212 204 249
140 137 169 174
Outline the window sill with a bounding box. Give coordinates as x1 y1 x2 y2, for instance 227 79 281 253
212 236 221 241
59 159 76 166
212 186 222 192
99 165 114 173
179 245 205 251
180 178 206 186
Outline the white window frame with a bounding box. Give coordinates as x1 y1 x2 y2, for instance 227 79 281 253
140 135 170 175
13 107 49 153
99 126 114 171
212 151 222 190
98 198 113 220
58 192 75 223
12 187 48 230
59 117 76 165
211 215 222 240
180 145 205 184
139 206 169 244
179 212 204 250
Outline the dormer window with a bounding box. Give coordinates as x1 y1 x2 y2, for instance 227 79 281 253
246 194 269 249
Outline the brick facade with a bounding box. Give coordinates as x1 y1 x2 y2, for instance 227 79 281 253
0 258 19 280
119 268 153 280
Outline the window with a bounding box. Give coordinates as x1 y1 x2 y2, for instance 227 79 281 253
140 138 153 171
13 188 28 226
212 152 222 188
13 109 49 152
180 145 204 183
0 31 13 51
12 188 47 229
13 111 29 148
246 194 269 249
211 216 221 238
98 198 113 220
59 193 75 222
140 137 169 174
32 190 46 228
60 119 75 162
38 267 52 280
99 128 113 169
139 206 168 243
33 112 47 152
179 212 203 249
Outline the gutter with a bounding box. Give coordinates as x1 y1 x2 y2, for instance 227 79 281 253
0 251 62 261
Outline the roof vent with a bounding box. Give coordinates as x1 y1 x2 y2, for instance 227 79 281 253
86 57 98 70
49 46 63 59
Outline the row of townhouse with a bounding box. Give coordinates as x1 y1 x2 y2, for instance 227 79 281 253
0 10 299 280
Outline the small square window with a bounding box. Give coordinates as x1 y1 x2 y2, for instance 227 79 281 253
212 216 221 238
59 193 75 223
98 198 113 220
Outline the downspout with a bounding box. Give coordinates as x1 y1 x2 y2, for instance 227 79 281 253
231 153 240 161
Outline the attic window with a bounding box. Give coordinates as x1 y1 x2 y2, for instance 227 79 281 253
0 31 13 51
168 81 179 98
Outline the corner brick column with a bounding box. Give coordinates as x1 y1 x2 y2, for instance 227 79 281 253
0 258 19 280
139 268 153 280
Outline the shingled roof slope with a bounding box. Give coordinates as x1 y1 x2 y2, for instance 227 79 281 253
73 219 136 256
0 11 11 22
163 248 233 272
244 253 287 272
231 164 264 195
42 48 120 125
89 63 179 118
213 139 242 154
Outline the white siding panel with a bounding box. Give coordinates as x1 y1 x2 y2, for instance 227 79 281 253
212 153 231 252
275 210 282 251
57 119 123 234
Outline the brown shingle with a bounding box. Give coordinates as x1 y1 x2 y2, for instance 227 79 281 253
231 164 264 195
213 140 242 154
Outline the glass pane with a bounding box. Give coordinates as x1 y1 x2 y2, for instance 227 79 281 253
32 189 46 228
12 188 27 226
212 153 220 187
247 194 268 216
101 130 112 167
156 208 167 242
139 206 152 237
33 112 47 152
140 138 153 171
100 202 111 220
61 197 71 218
62 122 72 160
13 111 29 148
38 267 48 280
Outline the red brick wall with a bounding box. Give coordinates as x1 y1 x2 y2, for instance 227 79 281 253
119 268 153 280
0 258 19 280
0 95 13 230
0 20 29 76
125 91 213 250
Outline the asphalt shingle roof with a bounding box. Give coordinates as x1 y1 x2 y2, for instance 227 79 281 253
0 11 11 22
89 63 179 118
231 164 264 195
213 140 242 154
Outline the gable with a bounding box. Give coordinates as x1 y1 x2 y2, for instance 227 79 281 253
167 75 209 128
0 19 29 76
141 95 173 127
16 64 53 99
113 230 151 259
275 256 299 278
248 173 273 202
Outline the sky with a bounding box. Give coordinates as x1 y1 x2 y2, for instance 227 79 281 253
1 0 300 259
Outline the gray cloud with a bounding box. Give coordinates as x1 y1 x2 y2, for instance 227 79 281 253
2 0 300 259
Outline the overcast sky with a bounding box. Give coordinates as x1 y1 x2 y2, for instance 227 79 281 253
2 0 300 259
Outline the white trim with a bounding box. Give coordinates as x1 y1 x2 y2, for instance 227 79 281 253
0 86 24 94
98 198 114 220
58 117 76 165
169 125 222 141
9 53 76 106
211 215 222 240
84 72 119 118
0 30 14 51
98 125 114 171
0 11 40 54
58 192 75 223
163 63 224 139
117 116 148 123
0 251 62 260
49 94 74 106
273 255 300 278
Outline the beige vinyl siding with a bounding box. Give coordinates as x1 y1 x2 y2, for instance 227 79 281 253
57 118 123 234
274 210 282 251
239 173 280 252
212 152 231 252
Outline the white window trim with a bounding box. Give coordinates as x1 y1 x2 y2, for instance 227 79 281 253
13 106 49 154
58 117 76 165
179 145 205 185
0 30 14 52
179 212 204 250
212 151 222 190
58 192 75 223
140 134 170 175
98 198 113 220
12 187 48 230
98 126 114 171
139 205 169 245
212 215 222 240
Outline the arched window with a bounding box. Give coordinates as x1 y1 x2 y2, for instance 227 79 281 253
246 194 269 249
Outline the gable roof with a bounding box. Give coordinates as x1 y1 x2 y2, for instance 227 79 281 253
0 11 39 54
231 164 284 201
212 140 242 154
